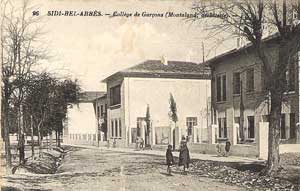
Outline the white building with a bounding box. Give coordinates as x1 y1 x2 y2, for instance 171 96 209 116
102 59 211 149
63 91 106 146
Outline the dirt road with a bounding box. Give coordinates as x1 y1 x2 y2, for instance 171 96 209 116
2 146 246 191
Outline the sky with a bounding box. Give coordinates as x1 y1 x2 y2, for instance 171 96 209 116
25 0 236 91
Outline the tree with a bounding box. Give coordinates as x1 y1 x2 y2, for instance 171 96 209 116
1 0 46 166
24 72 57 156
25 73 80 150
49 79 80 147
192 0 300 174
169 93 178 150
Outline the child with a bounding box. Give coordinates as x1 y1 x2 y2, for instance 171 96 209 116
179 141 190 175
225 141 231 157
166 145 174 175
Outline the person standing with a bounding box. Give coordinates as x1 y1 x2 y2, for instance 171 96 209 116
166 145 174 175
225 141 231 157
179 141 190 174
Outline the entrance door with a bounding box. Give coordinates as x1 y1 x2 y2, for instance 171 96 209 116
186 117 197 143
290 113 296 139
280 114 286 139
172 129 175 150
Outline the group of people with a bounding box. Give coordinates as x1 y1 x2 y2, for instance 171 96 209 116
166 137 190 175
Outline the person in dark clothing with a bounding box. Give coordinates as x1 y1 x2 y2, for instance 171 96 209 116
166 144 174 175
225 141 231 157
179 141 190 174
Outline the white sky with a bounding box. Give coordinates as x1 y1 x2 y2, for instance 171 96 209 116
27 0 236 91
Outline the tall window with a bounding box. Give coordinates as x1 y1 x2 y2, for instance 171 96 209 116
280 114 286 139
97 106 100 118
286 56 296 92
216 74 226 102
115 120 118 137
246 68 254 92
233 72 241 95
119 119 122 137
218 118 227 138
110 85 121 106
247 116 255 138
216 76 222 101
100 105 104 116
111 118 122 138
111 121 114 137
222 75 226 100
186 117 197 136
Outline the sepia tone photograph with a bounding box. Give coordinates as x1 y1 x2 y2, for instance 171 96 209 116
0 0 300 190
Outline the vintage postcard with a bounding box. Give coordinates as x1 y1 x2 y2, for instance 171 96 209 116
1 0 300 190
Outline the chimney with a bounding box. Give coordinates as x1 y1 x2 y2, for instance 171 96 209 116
161 55 168 65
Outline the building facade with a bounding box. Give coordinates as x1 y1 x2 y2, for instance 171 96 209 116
207 37 300 150
103 60 211 149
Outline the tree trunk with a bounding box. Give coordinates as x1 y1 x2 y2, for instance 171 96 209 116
55 130 59 147
37 121 42 156
2 89 12 167
30 115 34 157
296 125 300 144
57 130 61 147
50 132 53 150
173 122 176 151
264 90 282 175
263 42 287 175
18 104 25 165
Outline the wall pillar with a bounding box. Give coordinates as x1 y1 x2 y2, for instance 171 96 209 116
226 108 235 144
175 125 181 147
298 50 300 143
141 122 145 142
233 123 238 145
259 122 269 160
151 121 155 146
286 114 290 140
208 125 217 144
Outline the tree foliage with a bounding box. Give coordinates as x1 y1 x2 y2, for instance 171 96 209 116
24 72 81 146
169 93 178 123
1 0 47 166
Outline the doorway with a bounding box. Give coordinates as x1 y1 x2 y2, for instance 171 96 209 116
172 129 175 150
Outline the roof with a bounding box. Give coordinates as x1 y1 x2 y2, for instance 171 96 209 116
78 91 106 103
206 34 280 66
93 93 107 102
102 60 211 82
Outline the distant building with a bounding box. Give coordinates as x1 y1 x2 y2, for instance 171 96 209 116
63 91 106 146
93 94 108 142
102 59 211 149
78 91 105 102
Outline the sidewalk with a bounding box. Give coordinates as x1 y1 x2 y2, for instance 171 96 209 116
64 143 264 164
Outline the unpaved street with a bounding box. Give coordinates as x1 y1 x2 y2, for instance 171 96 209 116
2 146 246 191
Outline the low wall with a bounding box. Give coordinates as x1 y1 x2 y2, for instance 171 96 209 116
107 138 127 148
188 143 259 158
152 144 168 151
64 138 107 147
